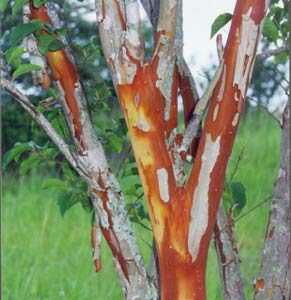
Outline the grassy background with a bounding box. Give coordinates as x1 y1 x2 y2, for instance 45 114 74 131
2 110 281 300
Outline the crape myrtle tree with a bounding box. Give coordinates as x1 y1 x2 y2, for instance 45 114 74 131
1 0 290 299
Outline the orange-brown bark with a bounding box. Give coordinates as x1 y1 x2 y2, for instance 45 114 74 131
185 0 267 266
30 3 84 145
118 61 205 299
117 1 267 299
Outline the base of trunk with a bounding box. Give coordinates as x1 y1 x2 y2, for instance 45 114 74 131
159 255 206 300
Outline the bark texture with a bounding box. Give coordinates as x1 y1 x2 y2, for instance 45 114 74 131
96 0 269 299
214 205 245 300
254 102 290 300
27 3 157 298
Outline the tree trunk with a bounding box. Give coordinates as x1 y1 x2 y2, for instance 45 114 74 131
254 102 290 299
112 1 269 299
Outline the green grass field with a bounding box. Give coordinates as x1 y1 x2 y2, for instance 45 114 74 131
2 109 281 300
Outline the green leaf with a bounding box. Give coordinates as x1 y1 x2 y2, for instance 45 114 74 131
222 187 233 213
109 134 123 153
42 147 59 159
122 162 138 176
58 192 79 217
230 182 247 216
116 118 127 136
12 0 29 16
37 34 57 55
2 143 32 169
61 162 77 181
80 196 93 213
42 178 67 190
33 0 46 8
211 13 232 39
48 39 63 52
274 52 287 64
119 175 141 193
10 20 44 46
262 17 279 43
12 64 41 79
0 0 9 14
19 154 42 175
5 46 25 68
48 87 59 99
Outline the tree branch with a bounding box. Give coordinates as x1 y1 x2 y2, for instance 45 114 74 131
247 97 281 127
254 102 290 299
27 3 156 298
187 0 268 267
256 45 288 60
140 0 160 33
214 204 245 300
123 0 144 61
211 32 246 300
180 62 223 152
0 77 87 177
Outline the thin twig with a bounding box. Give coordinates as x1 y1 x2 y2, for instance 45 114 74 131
228 146 246 183
181 62 224 152
256 45 288 60
214 195 273 238
234 195 273 223
116 145 132 177
247 97 281 127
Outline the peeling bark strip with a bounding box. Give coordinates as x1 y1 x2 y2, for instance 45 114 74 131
212 33 246 300
91 222 102 272
214 205 245 300
186 0 268 269
254 103 290 300
188 134 221 262
29 3 85 146
23 4 51 88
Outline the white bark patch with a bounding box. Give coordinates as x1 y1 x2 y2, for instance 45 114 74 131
156 168 170 202
134 93 140 108
103 16 112 30
234 91 240 102
233 7 259 98
232 112 240 127
127 28 139 47
126 1 140 47
169 0 177 9
188 134 221 262
217 65 226 101
213 104 219 122
156 49 174 121
121 46 137 84
93 225 102 261
137 116 151 132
